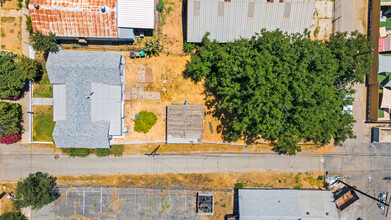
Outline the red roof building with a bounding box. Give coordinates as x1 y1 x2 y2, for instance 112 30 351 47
29 0 155 41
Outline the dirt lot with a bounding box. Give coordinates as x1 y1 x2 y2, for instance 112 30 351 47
160 0 185 53
56 171 325 189
0 182 17 215
1 17 22 53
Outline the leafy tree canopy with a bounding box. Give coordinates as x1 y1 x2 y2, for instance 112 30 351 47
185 30 372 154
0 51 43 98
0 212 27 220
31 31 59 54
13 172 59 210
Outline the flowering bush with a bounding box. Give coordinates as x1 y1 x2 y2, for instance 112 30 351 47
0 133 21 144
0 102 22 144
4 94 21 100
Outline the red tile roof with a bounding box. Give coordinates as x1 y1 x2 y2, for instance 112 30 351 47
29 0 118 38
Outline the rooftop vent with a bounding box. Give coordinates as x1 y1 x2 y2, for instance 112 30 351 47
100 5 106 13
33 3 39 9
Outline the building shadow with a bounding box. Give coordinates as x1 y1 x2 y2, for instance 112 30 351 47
182 0 187 43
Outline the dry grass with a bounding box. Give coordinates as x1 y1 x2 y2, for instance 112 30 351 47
56 171 325 190
1 0 20 10
160 0 184 54
0 182 17 215
121 143 333 155
1 17 22 54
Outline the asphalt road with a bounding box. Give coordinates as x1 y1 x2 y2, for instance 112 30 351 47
0 145 326 181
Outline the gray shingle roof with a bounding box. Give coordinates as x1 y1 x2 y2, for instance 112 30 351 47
187 0 315 43
46 50 122 148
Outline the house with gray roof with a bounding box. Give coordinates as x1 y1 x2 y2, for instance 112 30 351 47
238 188 339 219
186 0 315 43
46 50 124 148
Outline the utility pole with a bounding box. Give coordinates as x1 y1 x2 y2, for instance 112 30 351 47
338 180 389 207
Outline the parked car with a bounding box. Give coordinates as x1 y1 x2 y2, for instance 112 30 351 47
377 192 387 210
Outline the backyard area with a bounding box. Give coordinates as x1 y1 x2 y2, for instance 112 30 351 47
1 17 22 53
32 105 55 142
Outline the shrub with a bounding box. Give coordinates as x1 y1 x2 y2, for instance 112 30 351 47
0 212 27 220
110 145 124 157
31 31 59 54
234 183 244 189
156 0 165 13
13 172 59 210
0 102 22 144
17 0 23 9
143 38 163 56
25 16 33 33
25 0 29 8
183 42 196 53
62 148 90 157
134 111 157 133
96 148 110 157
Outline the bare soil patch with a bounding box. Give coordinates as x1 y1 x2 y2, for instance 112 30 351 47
1 17 22 53
56 171 325 189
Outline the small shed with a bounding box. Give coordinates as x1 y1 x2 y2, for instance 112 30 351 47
166 104 204 144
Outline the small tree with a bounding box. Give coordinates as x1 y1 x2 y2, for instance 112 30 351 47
143 38 163 57
13 172 59 210
0 212 27 220
134 111 158 133
31 31 59 54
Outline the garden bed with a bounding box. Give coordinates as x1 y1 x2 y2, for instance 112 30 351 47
33 72 53 98
33 106 55 142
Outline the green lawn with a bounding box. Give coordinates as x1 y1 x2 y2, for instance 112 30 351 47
33 73 52 98
33 106 55 142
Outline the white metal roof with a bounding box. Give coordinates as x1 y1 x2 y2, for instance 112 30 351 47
53 84 66 121
117 0 155 29
238 189 338 220
91 82 122 136
187 0 314 43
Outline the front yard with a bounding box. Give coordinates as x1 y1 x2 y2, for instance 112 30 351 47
33 72 53 98
33 105 55 142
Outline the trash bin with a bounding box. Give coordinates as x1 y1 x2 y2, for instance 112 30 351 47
140 51 145 57
130 52 135 59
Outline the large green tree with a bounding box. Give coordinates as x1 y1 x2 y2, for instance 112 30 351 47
185 30 372 154
0 212 27 220
13 172 59 210
0 51 43 99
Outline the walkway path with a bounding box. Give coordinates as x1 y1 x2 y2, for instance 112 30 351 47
31 98 52 105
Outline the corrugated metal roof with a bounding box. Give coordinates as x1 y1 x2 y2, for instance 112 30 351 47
29 0 118 38
117 0 154 29
46 50 123 148
167 104 204 144
239 189 338 220
187 0 315 43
